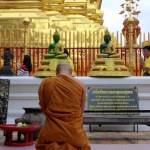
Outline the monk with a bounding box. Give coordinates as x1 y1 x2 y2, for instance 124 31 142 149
36 62 90 150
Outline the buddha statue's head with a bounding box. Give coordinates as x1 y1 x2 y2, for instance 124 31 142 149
104 30 111 43
53 30 60 43
104 34 111 43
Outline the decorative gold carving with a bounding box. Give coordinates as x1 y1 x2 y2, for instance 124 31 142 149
42 0 64 12
22 17 30 55
34 58 76 77
0 0 103 24
88 70 131 76
0 0 106 48
88 58 131 76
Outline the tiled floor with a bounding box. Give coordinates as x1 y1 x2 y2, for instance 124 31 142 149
0 130 150 150
86 131 150 144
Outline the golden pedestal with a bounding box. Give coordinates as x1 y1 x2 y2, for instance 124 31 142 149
88 58 131 77
34 54 76 77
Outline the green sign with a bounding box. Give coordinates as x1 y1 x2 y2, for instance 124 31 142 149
88 88 139 115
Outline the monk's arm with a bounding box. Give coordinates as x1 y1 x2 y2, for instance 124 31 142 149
38 79 46 113
81 85 86 114
73 78 86 114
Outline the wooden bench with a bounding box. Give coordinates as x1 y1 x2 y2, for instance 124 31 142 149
83 110 150 133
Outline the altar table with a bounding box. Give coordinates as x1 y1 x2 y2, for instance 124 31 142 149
0 124 40 146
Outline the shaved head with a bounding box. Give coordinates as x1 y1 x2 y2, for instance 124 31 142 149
56 62 72 76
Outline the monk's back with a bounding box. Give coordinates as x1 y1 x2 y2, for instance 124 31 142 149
44 74 83 114
36 68 90 150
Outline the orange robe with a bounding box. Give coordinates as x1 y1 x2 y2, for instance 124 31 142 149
36 74 90 150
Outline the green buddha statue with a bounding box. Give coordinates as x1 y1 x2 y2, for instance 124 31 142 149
47 30 66 58
88 31 130 76
34 30 76 77
99 33 120 58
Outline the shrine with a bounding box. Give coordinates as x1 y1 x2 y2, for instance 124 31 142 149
0 0 150 149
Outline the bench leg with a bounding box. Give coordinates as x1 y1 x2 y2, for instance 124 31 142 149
133 125 135 132
17 132 22 142
89 124 92 133
137 125 139 133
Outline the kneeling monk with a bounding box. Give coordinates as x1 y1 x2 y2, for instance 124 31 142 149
36 62 90 150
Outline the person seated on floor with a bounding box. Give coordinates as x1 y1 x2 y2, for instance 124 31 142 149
36 62 90 150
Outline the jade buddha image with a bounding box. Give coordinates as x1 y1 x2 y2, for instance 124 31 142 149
99 34 120 58
47 31 66 58
34 30 75 77
88 32 130 76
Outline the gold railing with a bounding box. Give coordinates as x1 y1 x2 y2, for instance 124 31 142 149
0 29 149 48
0 47 143 76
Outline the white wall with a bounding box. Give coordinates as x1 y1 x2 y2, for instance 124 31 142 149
1 76 150 131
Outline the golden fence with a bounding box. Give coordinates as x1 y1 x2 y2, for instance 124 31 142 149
0 29 150 76
0 29 150 48
0 29 106 48
0 47 143 76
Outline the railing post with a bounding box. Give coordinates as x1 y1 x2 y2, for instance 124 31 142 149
22 17 30 55
128 17 134 75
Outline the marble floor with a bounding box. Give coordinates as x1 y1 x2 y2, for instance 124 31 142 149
0 130 150 150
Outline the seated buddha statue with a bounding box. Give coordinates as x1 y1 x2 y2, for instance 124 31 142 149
45 30 67 59
88 31 130 76
34 31 76 77
98 33 120 58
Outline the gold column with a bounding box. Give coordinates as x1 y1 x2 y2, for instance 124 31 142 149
22 17 30 55
128 17 134 75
